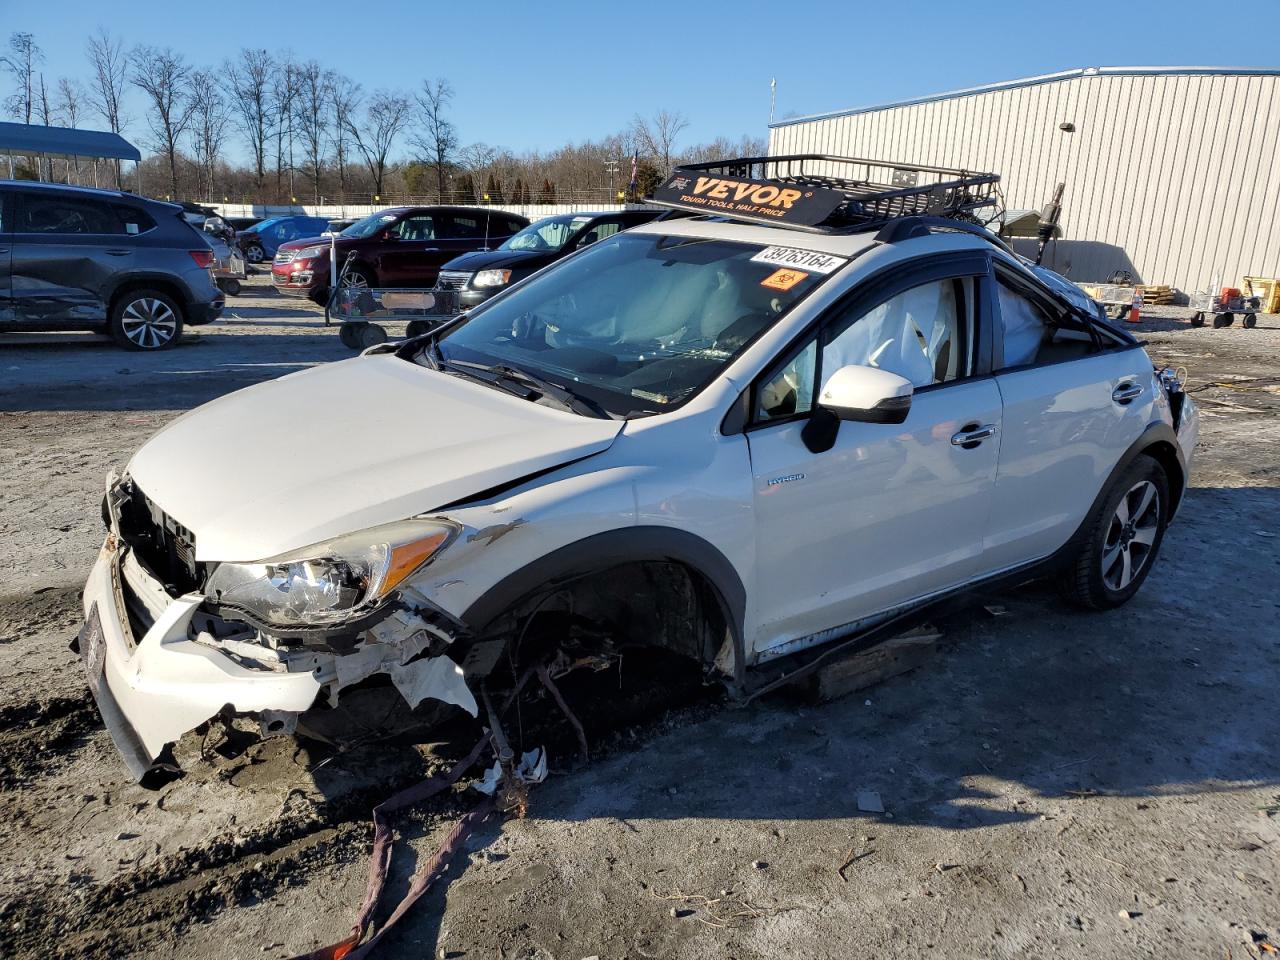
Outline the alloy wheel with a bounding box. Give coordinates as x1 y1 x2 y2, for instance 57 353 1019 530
341 271 370 290
1101 479 1160 591
120 298 178 349
245 244 265 263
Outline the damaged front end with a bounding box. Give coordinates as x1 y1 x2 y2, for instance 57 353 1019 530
77 474 479 781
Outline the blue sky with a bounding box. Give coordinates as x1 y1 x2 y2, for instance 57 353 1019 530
5 0 1279 160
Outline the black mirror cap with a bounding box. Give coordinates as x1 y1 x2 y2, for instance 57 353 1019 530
833 393 912 424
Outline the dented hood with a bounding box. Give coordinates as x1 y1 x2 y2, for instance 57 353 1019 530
127 354 623 560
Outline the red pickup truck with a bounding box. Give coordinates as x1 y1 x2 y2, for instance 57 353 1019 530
272 206 528 303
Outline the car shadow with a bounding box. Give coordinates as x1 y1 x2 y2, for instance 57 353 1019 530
291 483 1279 953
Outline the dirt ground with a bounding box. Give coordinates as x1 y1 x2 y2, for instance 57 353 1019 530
0 276 1277 960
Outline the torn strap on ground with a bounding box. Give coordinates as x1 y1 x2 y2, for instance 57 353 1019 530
290 662 587 959
292 736 494 960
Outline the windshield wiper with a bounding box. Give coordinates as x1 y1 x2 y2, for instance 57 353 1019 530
441 359 613 419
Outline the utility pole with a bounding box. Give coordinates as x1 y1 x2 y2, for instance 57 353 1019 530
769 78 777 125
604 158 620 197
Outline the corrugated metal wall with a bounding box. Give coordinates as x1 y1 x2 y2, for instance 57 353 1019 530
769 71 1280 294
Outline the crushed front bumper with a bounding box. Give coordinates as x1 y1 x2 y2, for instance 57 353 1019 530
79 537 323 779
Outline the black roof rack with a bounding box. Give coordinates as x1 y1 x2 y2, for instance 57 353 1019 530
649 154 1000 234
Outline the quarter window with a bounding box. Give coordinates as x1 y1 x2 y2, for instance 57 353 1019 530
756 338 818 421
823 278 973 389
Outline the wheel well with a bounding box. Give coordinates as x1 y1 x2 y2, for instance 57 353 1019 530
109 279 188 320
1139 440 1185 514
465 560 731 679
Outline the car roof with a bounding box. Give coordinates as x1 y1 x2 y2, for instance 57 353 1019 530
0 180 179 209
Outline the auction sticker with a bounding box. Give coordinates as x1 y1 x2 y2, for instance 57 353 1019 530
750 246 847 274
761 268 809 291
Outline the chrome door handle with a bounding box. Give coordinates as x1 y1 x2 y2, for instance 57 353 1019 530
951 423 998 447
1112 382 1144 404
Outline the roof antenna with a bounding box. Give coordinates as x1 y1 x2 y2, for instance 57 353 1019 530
484 207 491 251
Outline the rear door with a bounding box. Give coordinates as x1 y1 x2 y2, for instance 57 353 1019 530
10 190 131 325
0 190 12 322
983 261 1154 570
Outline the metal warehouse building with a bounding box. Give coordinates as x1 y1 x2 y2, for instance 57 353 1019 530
768 66 1280 296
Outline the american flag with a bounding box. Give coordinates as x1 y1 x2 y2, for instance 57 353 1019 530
628 149 638 189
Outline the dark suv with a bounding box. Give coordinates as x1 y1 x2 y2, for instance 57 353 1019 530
271 206 528 304
0 181 224 350
436 210 661 309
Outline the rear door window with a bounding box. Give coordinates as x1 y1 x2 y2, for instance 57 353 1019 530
442 214 483 239
18 194 125 235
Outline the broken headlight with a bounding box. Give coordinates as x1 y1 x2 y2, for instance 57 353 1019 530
203 519 458 628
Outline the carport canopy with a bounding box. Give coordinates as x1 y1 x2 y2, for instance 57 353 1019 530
0 121 140 162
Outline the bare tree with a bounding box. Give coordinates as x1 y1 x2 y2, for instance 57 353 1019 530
55 78 84 127
2 32 42 124
56 77 85 183
270 56 302 202
631 109 690 174
293 61 329 202
411 77 457 197
188 69 229 201
131 46 195 198
327 72 360 200
86 28 129 186
225 49 275 196
346 90 411 198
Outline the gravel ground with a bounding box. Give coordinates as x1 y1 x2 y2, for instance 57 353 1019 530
0 279 1276 960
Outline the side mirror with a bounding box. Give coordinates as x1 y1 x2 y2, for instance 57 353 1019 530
801 365 913 454
819 364 914 423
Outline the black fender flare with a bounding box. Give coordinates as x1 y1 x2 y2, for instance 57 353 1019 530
457 526 748 684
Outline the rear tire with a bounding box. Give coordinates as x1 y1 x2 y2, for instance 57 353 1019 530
1243 314 1257 329
217 278 241 297
109 289 184 351
244 243 265 264
1190 312 1205 328
1059 454 1169 610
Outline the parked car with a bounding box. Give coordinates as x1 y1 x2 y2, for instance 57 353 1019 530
271 206 528 304
237 215 330 264
0 180 224 350
76 156 1198 778
436 210 662 309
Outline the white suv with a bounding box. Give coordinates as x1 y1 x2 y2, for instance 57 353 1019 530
79 162 1198 778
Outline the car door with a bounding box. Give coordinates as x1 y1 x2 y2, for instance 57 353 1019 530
0 190 12 322
983 261 1155 570
744 252 1001 660
11 190 129 325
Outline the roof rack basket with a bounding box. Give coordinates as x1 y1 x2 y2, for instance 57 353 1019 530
674 154 999 232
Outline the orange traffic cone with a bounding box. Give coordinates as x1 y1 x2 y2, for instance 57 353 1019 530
1128 290 1143 323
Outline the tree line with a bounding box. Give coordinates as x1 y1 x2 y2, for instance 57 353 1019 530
2 30 765 206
